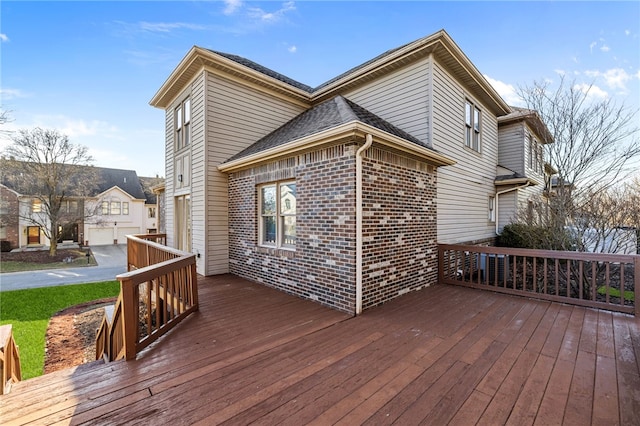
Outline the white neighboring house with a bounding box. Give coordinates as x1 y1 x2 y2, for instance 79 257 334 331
3 166 156 248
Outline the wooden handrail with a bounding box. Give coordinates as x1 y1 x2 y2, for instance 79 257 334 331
96 234 198 362
0 324 22 395
438 244 639 315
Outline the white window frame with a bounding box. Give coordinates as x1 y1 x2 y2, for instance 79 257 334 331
175 98 191 151
110 201 121 215
488 196 496 223
258 181 296 250
465 100 481 152
122 202 129 215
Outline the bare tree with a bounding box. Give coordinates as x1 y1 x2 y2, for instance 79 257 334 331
514 76 640 252
1 127 100 256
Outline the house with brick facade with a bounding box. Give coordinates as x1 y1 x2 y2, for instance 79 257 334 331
150 29 550 314
0 165 158 249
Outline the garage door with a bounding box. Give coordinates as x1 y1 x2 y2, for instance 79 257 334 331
87 228 113 246
117 227 140 245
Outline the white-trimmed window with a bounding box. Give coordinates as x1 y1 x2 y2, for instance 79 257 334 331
32 200 42 213
488 196 496 222
122 202 129 215
175 98 191 151
101 201 109 215
148 207 156 218
110 201 121 215
259 181 296 249
465 100 481 152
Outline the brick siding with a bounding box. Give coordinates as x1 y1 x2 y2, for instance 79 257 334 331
361 147 439 309
0 185 20 250
227 142 439 314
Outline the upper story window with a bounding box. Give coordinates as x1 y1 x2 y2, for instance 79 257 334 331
175 98 191 151
32 200 42 213
100 200 128 215
465 100 481 152
259 181 296 249
123 202 129 215
148 207 156 218
62 200 78 214
528 135 544 174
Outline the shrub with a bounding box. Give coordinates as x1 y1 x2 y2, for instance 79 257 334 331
0 240 11 252
498 223 577 251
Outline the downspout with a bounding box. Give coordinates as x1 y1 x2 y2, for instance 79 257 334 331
355 134 373 315
495 182 531 234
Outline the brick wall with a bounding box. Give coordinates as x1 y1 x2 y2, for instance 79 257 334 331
227 142 440 314
361 147 439 309
228 143 358 313
0 185 20 250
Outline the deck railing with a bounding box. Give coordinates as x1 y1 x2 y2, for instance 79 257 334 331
96 234 198 362
438 244 640 316
0 324 22 395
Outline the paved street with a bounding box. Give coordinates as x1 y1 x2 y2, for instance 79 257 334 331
0 245 127 291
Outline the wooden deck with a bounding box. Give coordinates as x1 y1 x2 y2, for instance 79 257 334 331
2 274 639 425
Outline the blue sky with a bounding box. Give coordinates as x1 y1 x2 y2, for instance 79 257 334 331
1 1 639 177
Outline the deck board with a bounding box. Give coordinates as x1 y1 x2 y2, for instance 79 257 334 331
1 273 639 425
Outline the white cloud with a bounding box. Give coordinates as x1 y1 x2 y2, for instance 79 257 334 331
589 41 597 53
223 0 243 16
0 88 29 100
483 75 522 106
554 69 566 76
0 33 8 42
574 83 608 100
583 68 633 91
288 45 297 53
625 29 631 36
137 21 208 33
30 115 119 139
600 44 610 52
248 1 295 23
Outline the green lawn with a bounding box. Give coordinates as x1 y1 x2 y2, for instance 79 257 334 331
0 282 120 379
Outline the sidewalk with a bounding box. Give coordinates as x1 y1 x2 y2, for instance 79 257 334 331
0 245 127 291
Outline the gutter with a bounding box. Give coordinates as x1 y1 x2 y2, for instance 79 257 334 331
495 182 531 235
355 134 373 315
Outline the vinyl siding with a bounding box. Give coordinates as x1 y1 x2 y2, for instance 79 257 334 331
164 101 176 249
203 71 306 275
523 123 546 184
498 122 524 174
431 59 499 244
190 72 206 272
497 190 517 233
343 58 431 145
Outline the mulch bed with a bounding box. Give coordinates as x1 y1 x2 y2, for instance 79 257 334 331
44 298 116 374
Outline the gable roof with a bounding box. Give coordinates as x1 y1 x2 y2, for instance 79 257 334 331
150 30 511 116
498 107 554 144
220 96 454 172
139 176 164 204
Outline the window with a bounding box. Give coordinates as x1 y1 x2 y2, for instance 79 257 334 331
101 201 109 215
32 200 42 213
259 181 296 249
148 207 156 218
488 196 496 222
465 100 481 152
175 98 191 151
110 201 121 215
122 202 129 215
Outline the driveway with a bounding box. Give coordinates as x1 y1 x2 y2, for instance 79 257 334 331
0 245 127 291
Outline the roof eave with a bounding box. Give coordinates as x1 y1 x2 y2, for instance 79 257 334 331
218 121 455 173
150 47 311 109
495 177 540 186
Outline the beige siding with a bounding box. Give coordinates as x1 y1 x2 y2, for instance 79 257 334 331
203 71 306 275
523 123 546 184
497 190 517 233
431 59 500 244
164 104 175 248
343 58 431 144
498 122 524 174
190 72 207 272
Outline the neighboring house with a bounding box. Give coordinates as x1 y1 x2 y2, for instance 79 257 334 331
139 176 165 234
0 184 20 251
150 29 550 314
1 165 153 248
496 107 554 232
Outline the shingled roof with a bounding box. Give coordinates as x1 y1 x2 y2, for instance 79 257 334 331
0 163 146 199
225 96 432 163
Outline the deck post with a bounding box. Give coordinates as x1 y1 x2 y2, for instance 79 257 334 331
119 278 139 360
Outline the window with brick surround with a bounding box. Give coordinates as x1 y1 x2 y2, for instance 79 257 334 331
259 181 296 249
465 100 481 152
